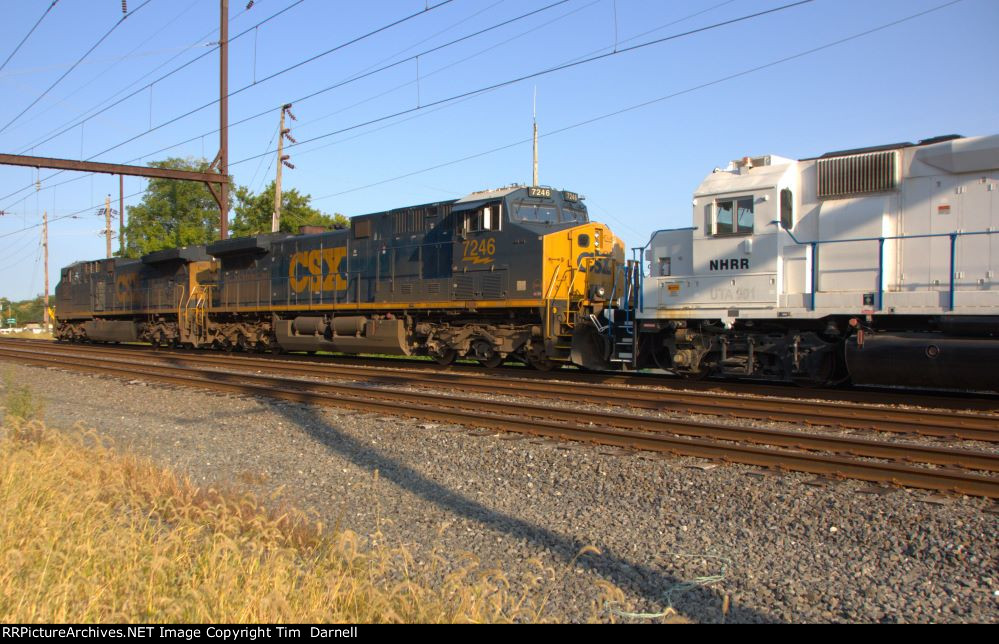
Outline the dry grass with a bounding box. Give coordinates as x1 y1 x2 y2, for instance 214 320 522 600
0 379 631 623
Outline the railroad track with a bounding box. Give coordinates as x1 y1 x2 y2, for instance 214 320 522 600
1 341 998 498
2 339 997 442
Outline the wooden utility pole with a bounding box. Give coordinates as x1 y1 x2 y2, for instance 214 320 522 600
119 174 124 255
272 107 287 233
272 103 296 233
104 194 112 258
219 0 229 239
42 210 49 327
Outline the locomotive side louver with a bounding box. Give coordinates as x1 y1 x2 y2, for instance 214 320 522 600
817 150 899 199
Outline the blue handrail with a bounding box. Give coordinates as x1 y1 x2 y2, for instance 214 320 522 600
775 224 998 312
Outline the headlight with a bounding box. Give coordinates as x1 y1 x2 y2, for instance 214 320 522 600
591 285 607 300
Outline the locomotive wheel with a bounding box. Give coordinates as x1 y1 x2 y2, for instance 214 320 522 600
431 349 457 366
470 339 503 368
479 354 504 369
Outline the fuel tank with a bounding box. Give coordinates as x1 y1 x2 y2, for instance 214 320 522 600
845 332 999 392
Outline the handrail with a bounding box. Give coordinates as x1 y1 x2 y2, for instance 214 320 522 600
772 223 998 312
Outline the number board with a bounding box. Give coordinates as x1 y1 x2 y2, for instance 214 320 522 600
562 191 579 202
528 187 552 199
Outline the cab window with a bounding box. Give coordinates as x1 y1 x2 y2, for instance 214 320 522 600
463 204 501 233
714 197 754 235
780 188 793 229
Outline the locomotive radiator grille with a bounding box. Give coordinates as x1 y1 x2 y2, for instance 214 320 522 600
817 150 898 199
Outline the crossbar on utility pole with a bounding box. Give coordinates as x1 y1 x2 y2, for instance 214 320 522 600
0 154 228 184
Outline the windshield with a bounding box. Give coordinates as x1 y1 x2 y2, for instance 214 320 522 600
560 206 587 223
513 202 559 224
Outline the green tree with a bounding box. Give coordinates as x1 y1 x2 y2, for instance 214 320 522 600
121 158 228 258
231 181 347 237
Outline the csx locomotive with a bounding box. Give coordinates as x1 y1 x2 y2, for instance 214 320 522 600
55 185 625 371
632 133 999 391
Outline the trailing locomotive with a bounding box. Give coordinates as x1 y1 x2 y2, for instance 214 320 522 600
54 185 625 371
626 133 999 391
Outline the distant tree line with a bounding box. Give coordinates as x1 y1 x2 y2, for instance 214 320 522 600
0 296 46 325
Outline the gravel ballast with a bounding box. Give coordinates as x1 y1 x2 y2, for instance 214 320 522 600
2 362 996 623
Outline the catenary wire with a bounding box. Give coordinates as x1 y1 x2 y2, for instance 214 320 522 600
10 0 306 157
233 0 816 166
0 0 565 209
0 0 155 135
0 1 62 74
0 0 453 206
310 0 966 201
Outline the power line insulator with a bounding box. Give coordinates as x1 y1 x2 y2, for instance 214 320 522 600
282 161 295 170
246 1 255 9
122 1 128 14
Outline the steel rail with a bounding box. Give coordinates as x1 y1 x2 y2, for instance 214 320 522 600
2 345 998 497
5 339 997 441
8 337 997 410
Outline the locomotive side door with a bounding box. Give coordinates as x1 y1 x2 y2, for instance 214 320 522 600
453 201 505 300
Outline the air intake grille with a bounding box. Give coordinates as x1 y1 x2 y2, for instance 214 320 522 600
453 275 475 300
817 150 898 199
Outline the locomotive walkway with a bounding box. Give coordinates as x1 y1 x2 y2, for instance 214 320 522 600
1 338 998 498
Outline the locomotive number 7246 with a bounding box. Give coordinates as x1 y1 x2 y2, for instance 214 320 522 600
462 238 496 265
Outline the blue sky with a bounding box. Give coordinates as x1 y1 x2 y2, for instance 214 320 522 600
0 0 996 301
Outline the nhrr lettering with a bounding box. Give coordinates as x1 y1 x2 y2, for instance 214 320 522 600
709 258 749 271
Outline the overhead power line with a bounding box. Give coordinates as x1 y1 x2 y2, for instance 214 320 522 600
1 0 964 243
98 0 575 169
73 0 458 163
233 0 816 166
14 0 307 155
0 1 62 74
7 0 204 134
0 187 149 241
0 0 455 207
1 0 809 216
0 0 155 135
309 0 967 201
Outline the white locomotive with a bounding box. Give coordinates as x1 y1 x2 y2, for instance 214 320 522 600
631 133 999 391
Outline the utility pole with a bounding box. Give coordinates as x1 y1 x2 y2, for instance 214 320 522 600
104 194 112 258
272 103 296 233
532 87 539 186
219 0 229 239
42 210 49 327
119 174 124 255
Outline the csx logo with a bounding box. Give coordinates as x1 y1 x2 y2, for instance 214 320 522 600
576 252 614 275
289 248 347 293
115 273 138 304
